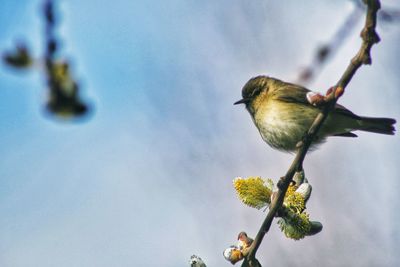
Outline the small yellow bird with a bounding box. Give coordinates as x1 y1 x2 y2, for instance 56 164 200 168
235 76 396 152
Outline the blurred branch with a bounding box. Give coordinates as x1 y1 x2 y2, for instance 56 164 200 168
43 0 89 118
2 0 91 120
241 1 381 266
296 0 398 86
296 3 362 85
3 43 33 68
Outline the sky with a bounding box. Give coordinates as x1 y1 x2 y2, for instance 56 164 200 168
0 0 399 266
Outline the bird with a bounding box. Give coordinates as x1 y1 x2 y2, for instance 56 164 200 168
234 75 396 152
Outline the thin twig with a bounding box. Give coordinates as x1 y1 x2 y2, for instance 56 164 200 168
241 1 381 266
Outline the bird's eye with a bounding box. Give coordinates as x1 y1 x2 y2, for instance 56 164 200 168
251 88 261 97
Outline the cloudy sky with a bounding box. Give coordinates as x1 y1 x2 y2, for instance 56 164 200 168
0 0 399 266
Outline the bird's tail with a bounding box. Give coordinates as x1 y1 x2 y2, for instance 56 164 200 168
358 117 396 135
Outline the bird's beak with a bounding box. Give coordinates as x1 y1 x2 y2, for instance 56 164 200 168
234 98 250 105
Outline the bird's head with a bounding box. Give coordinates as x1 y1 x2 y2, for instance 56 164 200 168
234 75 271 115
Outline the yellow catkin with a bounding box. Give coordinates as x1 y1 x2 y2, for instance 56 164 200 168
284 184 305 213
233 177 272 209
278 212 312 240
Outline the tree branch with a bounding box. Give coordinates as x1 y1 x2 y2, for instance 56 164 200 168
242 1 381 266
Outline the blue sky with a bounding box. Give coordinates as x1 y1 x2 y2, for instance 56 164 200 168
1 1 399 266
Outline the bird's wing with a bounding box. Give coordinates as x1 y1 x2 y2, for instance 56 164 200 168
333 103 361 120
274 84 361 120
333 132 358 137
272 84 312 105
